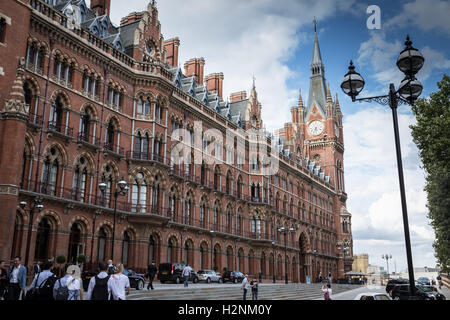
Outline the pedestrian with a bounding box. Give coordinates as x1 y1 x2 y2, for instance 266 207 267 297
437 274 442 289
431 276 435 286
7 256 27 300
107 259 116 275
182 264 191 287
0 260 7 300
86 261 111 300
241 274 249 300
328 272 332 284
250 278 258 300
33 261 40 276
146 261 157 290
27 260 57 300
319 271 324 283
53 265 83 300
322 283 332 300
108 263 130 300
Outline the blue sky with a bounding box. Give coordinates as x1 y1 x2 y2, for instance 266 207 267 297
104 0 450 272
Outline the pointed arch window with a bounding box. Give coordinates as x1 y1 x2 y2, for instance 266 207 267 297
168 191 177 221
131 172 147 213
122 231 131 266
42 153 59 196
49 97 64 132
73 157 89 202
97 227 107 263
185 198 192 225
213 206 220 230
151 176 160 214
200 202 207 228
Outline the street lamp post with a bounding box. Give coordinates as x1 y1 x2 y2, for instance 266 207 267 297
278 226 294 284
271 241 276 283
19 198 44 270
99 177 129 262
382 254 393 279
341 35 424 298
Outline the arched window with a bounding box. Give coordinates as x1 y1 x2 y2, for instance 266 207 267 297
201 163 207 186
80 110 91 142
168 191 177 221
137 97 143 115
168 238 177 263
226 209 232 233
105 119 116 151
34 217 51 261
213 206 220 231
151 175 160 214
145 98 151 115
49 96 64 132
131 172 147 213
68 223 82 264
148 235 158 265
101 165 114 207
214 167 220 190
73 157 89 202
97 227 107 263
42 148 60 196
200 202 207 228
122 231 131 266
185 198 192 225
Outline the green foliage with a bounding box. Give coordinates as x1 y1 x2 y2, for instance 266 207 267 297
76 254 86 264
56 255 67 264
410 74 450 272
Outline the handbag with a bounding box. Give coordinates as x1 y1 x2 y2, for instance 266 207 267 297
25 272 41 301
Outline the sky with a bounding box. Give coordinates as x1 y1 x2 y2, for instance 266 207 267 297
101 0 450 272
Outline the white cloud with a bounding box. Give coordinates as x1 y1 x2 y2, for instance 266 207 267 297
384 0 450 36
107 0 356 131
344 107 437 270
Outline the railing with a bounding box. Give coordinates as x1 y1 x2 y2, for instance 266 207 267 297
77 132 101 147
104 142 125 156
47 121 74 138
28 113 43 126
126 151 167 165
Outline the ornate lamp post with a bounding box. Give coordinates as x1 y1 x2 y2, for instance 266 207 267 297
341 35 424 297
278 226 295 284
382 254 393 279
19 198 43 270
99 177 129 261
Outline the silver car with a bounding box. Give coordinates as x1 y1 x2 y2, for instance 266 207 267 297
197 270 223 283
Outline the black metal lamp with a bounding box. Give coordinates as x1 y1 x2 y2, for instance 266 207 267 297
396 35 425 77
340 60 365 101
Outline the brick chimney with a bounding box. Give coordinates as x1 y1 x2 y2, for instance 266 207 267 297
120 12 144 26
164 38 180 68
230 91 247 102
90 0 111 17
184 58 205 85
205 73 224 99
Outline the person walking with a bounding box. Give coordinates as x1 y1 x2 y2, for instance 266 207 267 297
182 265 191 288
250 278 259 300
0 260 8 300
86 262 110 300
322 283 332 300
107 260 116 275
437 274 442 290
53 265 83 300
108 264 130 300
241 274 249 300
146 262 157 290
7 256 27 300
328 272 332 284
27 260 57 300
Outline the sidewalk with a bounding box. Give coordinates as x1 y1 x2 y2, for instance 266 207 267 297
438 285 450 299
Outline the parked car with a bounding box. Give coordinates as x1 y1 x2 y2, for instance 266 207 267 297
122 268 146 290
385 278 408 295
222 271 245 283
197 270 223 283
354 293 392 300
157 263 199 284
417 277 431 286
417 284 446 300
391 284 437 300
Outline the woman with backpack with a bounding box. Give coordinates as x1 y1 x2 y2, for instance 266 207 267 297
107 264 130 300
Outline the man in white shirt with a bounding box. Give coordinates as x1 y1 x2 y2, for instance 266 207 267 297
241 274 249 300
7 256 27 300
86 262 110 300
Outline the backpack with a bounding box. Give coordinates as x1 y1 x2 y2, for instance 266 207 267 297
25 272 41 301
54 278 70 301
324 289 331 300
38 274 58 300
91 275 110 300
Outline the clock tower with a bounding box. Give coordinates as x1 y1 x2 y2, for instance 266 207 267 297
302 19 345 192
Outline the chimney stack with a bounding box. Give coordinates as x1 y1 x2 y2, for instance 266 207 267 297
205 73 224 99
230 91 247 102
90 0 111 17
184 58 205 85
164 38 180 68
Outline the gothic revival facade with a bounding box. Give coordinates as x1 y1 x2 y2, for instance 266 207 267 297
0 0 353 282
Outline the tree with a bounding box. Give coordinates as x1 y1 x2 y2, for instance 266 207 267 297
410 74 450 273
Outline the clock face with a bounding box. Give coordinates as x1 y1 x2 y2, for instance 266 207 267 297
308 120 324 136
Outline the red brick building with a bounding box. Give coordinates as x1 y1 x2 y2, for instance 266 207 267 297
0 0 353 282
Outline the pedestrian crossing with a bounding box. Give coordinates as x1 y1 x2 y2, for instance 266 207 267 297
126 283 363 300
